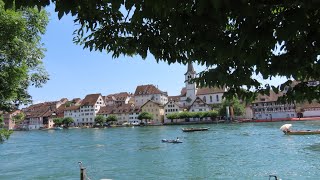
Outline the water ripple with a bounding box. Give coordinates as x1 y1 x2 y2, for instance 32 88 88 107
1 121 320 179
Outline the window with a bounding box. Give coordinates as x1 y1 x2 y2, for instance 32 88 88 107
210 96 212 102
216 95 219 102
203 96 206 102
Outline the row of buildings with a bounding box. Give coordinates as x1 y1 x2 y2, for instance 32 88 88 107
3 64 320 130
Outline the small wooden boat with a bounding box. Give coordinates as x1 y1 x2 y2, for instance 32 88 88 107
181 127 210 132
280 124 320 135
284 130 320 135
161 139 183 143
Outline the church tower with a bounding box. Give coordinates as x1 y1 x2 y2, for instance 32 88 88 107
184 63 197 104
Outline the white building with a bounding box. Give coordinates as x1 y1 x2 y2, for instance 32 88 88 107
164 100 184 123
63 106 81 126
189 97 211 112
97 104 141 125
179 63 226 107
134 84 168 107
128 105 141 124
252 91 296 120
79 93 105 126
296 100 320 118
180 63 197 106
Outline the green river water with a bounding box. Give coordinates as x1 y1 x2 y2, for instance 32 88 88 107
1 121 320 180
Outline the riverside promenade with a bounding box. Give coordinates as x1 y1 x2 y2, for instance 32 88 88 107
239 117 320 123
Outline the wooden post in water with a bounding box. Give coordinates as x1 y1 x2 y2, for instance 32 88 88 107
79 162 86 180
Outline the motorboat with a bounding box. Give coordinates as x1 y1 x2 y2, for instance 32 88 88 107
181 127 209 132
54 127 63 130
161 139 183 143
280 124 320 135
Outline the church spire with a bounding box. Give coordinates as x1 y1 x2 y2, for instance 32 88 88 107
185 62 196 75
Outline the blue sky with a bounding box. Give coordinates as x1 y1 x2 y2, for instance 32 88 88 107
28 6 286 104
28 6 205 103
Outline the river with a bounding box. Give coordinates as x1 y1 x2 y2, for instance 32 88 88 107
1 121 320 180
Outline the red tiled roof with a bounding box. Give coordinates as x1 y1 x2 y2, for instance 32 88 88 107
188 97 208 109
97 104 140 115
105 92 131 101
23 100 63 118
180 87 225 96
197 87 226 95
298 101 320 109
81 93 101 106
190 97 208 108
71 98 82 104
97 105 116 115
253 91 284 103
134 85 166 96
165 100 184 109
42 110 56 117
59 98 68 104
168 96 181 102
141 100 163 108
112 103 138 114
64 105 80 111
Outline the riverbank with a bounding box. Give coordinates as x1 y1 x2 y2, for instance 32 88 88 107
239 116 320 123
163 120 227 125
13 117 320 131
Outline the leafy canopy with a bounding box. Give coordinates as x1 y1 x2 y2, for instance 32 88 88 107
12 112 25 124
0 0 49 111
5 1 320 102
106 115 117 122
53 118 63 126
62 117 74 127
0 129 13 143
95 115 106 125
137 112 153 120
0 114 13 143
219 97 245 117
166 110 218 121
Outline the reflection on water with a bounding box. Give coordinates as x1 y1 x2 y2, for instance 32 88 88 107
305 143 320 151
138 145 162 151
1 121 320 179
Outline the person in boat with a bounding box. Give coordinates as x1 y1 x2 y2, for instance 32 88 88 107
176 137 180 141
283 129 290 134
